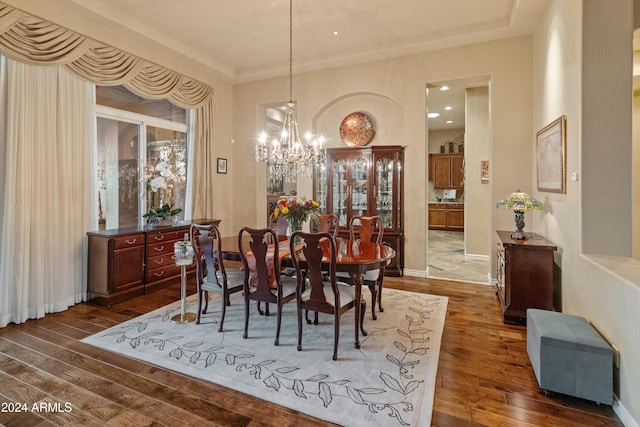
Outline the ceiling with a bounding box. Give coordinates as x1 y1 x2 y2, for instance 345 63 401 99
37 0 550 130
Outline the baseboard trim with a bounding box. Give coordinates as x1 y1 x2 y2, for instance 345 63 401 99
404 268 428 278
613 397 638 427
464 253 489 261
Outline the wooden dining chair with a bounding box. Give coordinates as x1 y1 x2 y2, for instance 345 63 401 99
289 231 365 361
336 215 386 320
313 213 338 238
190 223 244 331
238 227 297 346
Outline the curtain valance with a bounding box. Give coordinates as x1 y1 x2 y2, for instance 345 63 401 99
0 3 213 108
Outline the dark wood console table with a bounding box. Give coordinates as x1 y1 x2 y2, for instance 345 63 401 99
87 219 220 306
495 230 557 324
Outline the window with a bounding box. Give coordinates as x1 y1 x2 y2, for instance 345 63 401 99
95 85 191 229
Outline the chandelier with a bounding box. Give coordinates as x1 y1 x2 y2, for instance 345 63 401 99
256 0 325 183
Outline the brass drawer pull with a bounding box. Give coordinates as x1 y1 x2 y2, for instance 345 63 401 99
154 245 164 252
154 271 165 277
125 238 137 245
154 259 164 265
154 235 165 241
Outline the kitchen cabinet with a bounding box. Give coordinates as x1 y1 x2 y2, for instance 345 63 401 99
314 146 404 276
87 219 220 306
428 203 464 230
430 153 464 189
495 230 557 324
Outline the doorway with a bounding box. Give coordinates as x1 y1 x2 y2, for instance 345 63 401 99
426 77 492 283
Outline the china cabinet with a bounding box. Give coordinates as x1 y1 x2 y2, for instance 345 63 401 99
87 219 219 305
314 146 404 276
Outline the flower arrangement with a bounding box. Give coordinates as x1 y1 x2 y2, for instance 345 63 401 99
273 196 320 232
144 159 184 224
147 160 181 193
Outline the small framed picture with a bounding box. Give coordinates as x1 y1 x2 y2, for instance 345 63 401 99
217 158 227 174
480 160 490 182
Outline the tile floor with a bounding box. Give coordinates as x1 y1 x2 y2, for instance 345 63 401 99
427 230 491 284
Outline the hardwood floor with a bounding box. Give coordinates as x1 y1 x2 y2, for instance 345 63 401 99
0 277 622 426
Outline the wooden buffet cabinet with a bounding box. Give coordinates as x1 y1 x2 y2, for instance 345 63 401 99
314 146 404 276
495 230 557 324
87 219 220 306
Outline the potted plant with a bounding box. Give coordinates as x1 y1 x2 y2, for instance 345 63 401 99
145 159 184 226
143 204 182 226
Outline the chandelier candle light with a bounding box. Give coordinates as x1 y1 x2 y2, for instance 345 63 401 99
496 190 543 240
256 0 325 183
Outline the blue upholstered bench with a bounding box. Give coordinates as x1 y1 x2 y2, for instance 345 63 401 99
526 308 613 405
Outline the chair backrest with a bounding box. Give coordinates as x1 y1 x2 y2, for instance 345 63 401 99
269 213 289 240
349 215 383 243
314 213 338 238
290 231 339 307
238 226 281 297
190 223 224 285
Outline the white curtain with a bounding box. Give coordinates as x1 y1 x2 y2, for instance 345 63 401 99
0 58 93 327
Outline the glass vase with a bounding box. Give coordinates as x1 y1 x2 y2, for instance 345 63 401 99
287 218 303 244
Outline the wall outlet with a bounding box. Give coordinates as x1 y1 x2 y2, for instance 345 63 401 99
570 172 579 182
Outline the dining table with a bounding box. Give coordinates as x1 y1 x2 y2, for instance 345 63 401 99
219 235 396 349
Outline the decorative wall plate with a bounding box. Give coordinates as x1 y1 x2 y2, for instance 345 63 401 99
339 112 375 147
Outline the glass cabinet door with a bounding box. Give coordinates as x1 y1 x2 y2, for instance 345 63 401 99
351 156 369 219
331 157 349 227
374 153 397 230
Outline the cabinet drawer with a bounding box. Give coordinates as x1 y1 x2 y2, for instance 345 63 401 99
147 252 176 269
146 241 176 256
147 229 188 243
113 234 144 249
146 264 181 283
146 263 194 282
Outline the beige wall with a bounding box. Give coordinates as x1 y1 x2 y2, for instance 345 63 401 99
428 128 464 153
234 37 534 275
465 87 491 257
534 0 639 423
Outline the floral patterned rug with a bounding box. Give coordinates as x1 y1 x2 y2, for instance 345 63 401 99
82 289 447 427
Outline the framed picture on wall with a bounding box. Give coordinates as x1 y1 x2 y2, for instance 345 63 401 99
217 158 227 174
481 160 490 182
536 115 566 193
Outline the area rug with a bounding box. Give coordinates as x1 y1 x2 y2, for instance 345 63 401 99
82 289 447 427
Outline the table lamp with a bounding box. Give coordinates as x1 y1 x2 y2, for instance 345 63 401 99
496 190 543 240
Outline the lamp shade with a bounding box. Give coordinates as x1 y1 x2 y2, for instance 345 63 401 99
496 190 543 212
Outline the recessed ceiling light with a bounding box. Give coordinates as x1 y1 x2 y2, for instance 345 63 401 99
427 112 440 118
446 120 453 124
333 31 339 36
440 86 450 91
444 106 452 110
